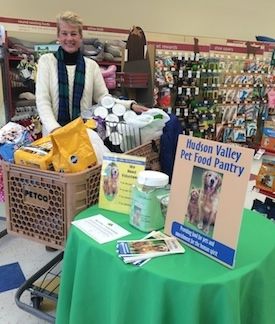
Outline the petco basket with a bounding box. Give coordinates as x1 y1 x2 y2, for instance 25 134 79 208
2 138 160 249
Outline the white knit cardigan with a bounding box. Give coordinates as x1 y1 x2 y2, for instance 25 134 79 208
35 53 133 135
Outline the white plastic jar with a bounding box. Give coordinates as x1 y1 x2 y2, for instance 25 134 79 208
129 170 169 232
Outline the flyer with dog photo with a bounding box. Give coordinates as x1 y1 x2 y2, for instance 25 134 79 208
164 135 254 268
99 153 146 214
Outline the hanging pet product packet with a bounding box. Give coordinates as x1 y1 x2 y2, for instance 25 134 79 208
255 155 275 195
51 117 97 173
164 135 254 268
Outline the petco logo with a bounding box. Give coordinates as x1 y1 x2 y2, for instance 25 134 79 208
23 186 49 208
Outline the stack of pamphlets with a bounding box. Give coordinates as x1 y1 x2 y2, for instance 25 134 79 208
117 231 185 266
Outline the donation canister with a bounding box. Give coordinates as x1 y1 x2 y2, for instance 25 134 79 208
129 170 169 232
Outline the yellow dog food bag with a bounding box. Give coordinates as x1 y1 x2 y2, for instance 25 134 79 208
14 136 53 170
51 117 97 173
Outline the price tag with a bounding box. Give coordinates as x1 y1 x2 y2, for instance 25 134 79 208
178 87 183 95
196 71 200 78
179 70 183 78
254 149 265 160
186 88 191 96
176 108 181 116
195 87 199 95
188 70 192 78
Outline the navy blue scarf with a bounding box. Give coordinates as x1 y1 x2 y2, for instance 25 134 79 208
54 47 85 126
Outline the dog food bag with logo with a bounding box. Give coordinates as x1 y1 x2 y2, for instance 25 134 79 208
51 117 97 173
14 135 53 170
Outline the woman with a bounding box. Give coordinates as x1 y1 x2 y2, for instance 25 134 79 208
36 11 147 135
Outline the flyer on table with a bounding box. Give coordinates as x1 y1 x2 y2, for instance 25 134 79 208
99 153 146 214
164 135 254 268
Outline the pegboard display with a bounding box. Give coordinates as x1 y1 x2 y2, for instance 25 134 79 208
153 44 275 147
2 138 160 248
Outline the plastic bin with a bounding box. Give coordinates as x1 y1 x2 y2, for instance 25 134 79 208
2 138 160 249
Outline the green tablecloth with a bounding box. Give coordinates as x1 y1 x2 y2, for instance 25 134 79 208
56 206 275 324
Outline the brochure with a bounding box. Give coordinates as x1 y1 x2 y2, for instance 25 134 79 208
98 153 146 214
72 214 130 244
164 135 254 268
117 237 185 263
120 231 171 266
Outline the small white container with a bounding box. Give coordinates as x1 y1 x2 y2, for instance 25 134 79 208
117 122 132 136
93 106 108 119
123 110 137 122
101 95 115 109
109 131 123 145
105 113 119 127
130 170 169 232
112 103 126 117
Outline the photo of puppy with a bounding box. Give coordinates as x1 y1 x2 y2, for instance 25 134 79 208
102 162 119 199
197 170 222 234
186 188 200 226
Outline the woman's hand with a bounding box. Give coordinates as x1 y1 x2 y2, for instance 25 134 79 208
131 103 149 113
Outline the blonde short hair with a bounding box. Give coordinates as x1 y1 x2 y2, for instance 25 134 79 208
56 11 83 36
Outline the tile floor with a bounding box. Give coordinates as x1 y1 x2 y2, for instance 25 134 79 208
0 158 272 324
0 203 60 324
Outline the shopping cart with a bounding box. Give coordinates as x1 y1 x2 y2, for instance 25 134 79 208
15 251 63 323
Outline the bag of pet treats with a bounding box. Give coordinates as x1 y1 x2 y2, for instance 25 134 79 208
0 122 33 163
261 120 275 153
255 155 275 195
14 135 53 170
51 117 97 173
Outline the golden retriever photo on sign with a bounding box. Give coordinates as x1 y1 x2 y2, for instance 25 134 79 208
185 166 223 237
102 162 119 200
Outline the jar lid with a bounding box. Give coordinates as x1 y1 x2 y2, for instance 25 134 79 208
94 106 108 119
112 103 126 116
123 110 137 122
105 113 119 127
101 95 115 109
137 170 169 187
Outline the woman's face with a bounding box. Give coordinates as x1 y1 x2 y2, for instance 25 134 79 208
57 21 82 53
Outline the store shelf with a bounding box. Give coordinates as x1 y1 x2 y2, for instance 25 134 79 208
97 60 121 66
253 186 275 199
